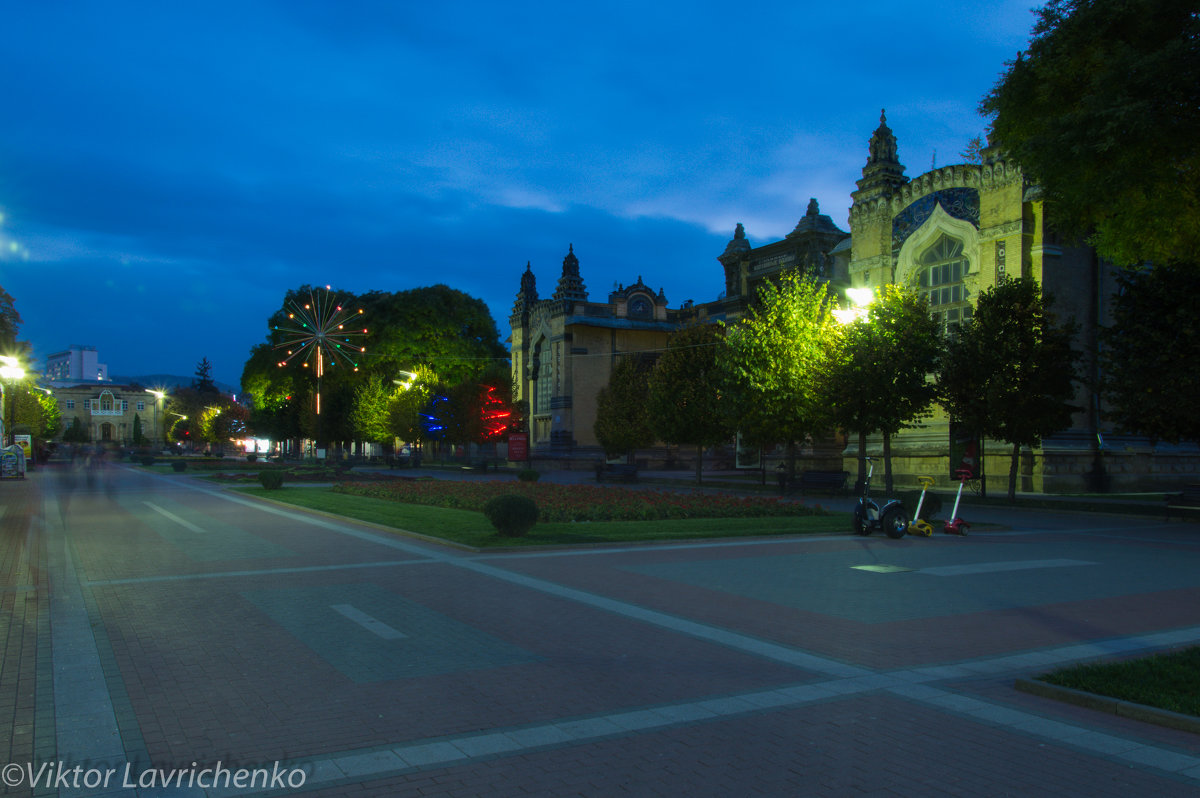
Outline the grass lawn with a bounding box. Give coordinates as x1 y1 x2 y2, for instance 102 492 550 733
236 486 844 548
1037 647 1200 718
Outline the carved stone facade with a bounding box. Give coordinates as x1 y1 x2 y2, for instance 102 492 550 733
844 111 1185 492
509 112 1194 489
510 202 850 460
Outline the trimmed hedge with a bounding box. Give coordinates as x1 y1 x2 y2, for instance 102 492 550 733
517 469 540 482
171 460 188 472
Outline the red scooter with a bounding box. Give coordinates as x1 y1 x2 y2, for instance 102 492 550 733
944 468 972 535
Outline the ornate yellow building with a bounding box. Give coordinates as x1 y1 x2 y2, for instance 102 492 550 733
510 111 1197 489
844 111 1124 492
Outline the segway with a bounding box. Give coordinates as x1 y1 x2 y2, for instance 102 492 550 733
853 457 910 539
944 468 972 535
910 476 935 537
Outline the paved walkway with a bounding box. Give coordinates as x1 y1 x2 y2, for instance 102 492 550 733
2 463 1200 796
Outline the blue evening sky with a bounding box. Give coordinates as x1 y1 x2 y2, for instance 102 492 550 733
0 1 1036 388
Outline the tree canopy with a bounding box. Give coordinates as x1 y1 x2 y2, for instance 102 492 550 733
826 285 943 491
593 354 655 460
646 323 734 483
981 0 1200 266
939 276 1079 499
1100 265 1200 443
718 272 841 467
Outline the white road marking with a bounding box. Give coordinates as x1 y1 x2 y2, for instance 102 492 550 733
331 603 407 639
143 501 208 533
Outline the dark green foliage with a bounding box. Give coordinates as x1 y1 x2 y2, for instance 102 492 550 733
246 453 258 462
647 323 734 484
258 469 285 489
139 455 156 466
171 460 188 472
899 489 942 521
827 285 943 491
981 0 1200 266
939 276 1079 499
62 416 89 443
1100 265 1200 443
483 494 538 537
517 469 540 482
594 355 655 458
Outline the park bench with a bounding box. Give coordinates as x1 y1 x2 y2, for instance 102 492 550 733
595 463 638 483
1165 484 1200 521
796 469 849 495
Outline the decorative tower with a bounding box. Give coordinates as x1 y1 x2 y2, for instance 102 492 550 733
512 261 538 318
552 244 588 305
717 223 751 298
854 109 908 201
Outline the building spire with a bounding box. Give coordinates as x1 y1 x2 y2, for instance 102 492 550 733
553 244 588 302
855 108 908 199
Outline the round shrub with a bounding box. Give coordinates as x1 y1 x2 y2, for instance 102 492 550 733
483 494 539 537
171 460 187 472
246 453 258 463
259 470 285 490
140 455 156 466
517 468 540 482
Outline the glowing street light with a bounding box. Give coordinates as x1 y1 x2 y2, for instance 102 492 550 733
834 286 876 325
0 355 26 446
146 389 166 449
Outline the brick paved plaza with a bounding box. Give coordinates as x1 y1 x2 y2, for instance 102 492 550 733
3 464 1200 796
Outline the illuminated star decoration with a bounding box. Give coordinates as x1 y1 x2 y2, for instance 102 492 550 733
273 285 367 414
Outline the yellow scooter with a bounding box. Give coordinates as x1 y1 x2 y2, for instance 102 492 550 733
910 476 935 537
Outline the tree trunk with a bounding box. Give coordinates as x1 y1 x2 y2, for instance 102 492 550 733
1008 441 1020 501
883 432 894 494
695 444 703 485
856 429 868 495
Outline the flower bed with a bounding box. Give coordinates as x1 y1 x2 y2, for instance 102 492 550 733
332 480 818 523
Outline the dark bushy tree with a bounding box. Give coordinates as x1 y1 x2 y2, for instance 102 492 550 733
646 323 733 484
593 355 655 460
982 0 1200 266
939 276 1080 499
1100 265 1200 443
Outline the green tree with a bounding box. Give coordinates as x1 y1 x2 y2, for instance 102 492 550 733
192 357 219 394
981 0 1200 266
593 355 655 460
132 414 145 446
646 323 734 484
62 416 89 443
826 285 943 492
718 272 842 480
939 276 1080 499
349 377 394 446
1100 265 1200 443
388 365 436 447
242 342 304 452
358 285 508 386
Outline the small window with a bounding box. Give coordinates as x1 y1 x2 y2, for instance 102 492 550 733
66 400 75 410
136 400 145 411
83 399 91 410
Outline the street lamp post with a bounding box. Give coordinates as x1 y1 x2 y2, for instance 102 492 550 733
146 389 165 451
0 356 27 447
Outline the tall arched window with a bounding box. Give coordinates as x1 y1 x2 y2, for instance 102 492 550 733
918 234 973 333
533 340 553 414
